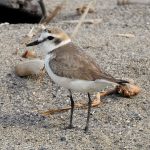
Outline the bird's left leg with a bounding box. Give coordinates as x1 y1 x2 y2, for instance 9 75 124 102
68 89 74 128
84 93 92 133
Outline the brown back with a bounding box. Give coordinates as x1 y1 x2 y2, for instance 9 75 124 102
49 42 117 82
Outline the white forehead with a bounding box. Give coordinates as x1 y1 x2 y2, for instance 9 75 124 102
38 32 50 41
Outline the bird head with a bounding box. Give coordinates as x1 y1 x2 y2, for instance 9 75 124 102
26 27 71 54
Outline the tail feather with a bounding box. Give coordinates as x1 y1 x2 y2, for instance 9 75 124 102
116 79 129 84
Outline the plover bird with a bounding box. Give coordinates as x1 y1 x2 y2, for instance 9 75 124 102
26 28 128 132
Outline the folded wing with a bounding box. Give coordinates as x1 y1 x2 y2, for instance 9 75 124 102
49 43 118 83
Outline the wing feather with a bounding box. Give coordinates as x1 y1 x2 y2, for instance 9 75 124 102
49 43 117 82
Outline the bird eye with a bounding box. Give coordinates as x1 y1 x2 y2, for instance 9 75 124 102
47 36 54 40
44 29 48 32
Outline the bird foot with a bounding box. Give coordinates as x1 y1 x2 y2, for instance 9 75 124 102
84 126 89 133
66 124 74 129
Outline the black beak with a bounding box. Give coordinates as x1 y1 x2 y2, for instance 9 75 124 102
26 40 40 47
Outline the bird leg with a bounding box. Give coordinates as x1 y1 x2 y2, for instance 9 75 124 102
84 93 92 133
68 90 74 128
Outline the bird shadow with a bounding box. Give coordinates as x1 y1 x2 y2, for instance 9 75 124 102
0 112 50 129
1 73 62 129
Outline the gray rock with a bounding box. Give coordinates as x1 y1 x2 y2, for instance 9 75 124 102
0 0 44 23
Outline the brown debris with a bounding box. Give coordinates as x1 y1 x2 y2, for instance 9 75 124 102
76 4 95 15
21 50 37 58
116 84 141 98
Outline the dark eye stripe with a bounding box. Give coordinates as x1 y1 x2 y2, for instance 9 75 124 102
47 36 54 40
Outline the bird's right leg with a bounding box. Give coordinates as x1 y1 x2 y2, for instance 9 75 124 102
84 93 92 133
68 89 74 128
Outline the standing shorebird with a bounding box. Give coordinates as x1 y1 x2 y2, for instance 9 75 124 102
26 28 128 132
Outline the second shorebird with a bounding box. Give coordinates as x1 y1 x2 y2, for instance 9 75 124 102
26 28 128 132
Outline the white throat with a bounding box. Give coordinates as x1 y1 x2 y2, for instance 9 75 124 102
41 39 71 54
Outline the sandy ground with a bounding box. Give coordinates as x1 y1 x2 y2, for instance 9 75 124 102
0 0 150 149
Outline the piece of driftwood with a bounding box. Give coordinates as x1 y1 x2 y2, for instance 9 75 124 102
15 59 44 77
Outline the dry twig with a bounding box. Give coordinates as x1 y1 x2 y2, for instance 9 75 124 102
116 33 135 38
40 0 67 25
71 0 96 39
61 19 102 24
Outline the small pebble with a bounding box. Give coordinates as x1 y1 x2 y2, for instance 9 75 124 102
60 137 66 141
